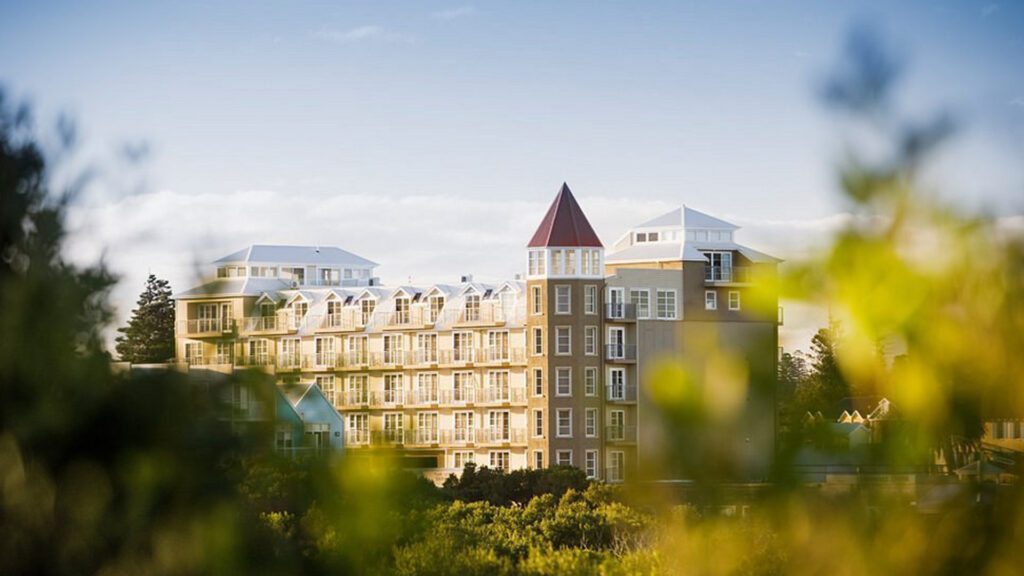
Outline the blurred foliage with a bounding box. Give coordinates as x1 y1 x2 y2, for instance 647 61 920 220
2 24 1023 576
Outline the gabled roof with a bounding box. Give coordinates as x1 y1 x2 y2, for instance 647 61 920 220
527 183 603 248
214 244 377 267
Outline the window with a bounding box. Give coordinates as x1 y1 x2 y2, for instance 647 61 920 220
383 334 403 364
565 249 577 275
489 451 510 472
384 413 404 443
314 336 335 367
275 426 293 451
487 330 509 361
532 327 544 356
609 410 625 440
534 450 544 469
590 250 600 275
427 296 445 323
584 326 598 355
551 250 563 275
584 450 598 479
607 327 625 359
416 412 439 443
319 268 340 286
584 285 597 314
346 375 368 405
631 289 650 319
585 367 597 396
556 450 572 466
486 371 510 402
555 367 572 397
994 422 1005 439
246 338 269 365
360 299 375 325
608 369 626 400
487 410 511 443
416 333 438 363
279 338 299 368
705 290 717 311
607 287 625 318
533 369 544 397
454 451 475 469
555 285 571 314
555 326 571 355
315 375 336 406
581 249 591 276
704 251 733 282
729 290 741 311
384 374 404 405
346 413 368 445
346 336 368 365
556 408 572 438
453 372 474 403
531 286 542 315
215 341 232 364
529 250 546 276
464 294 481 322
415 373 438 404
453 331 473 362
585 408 598 437
657 289 677 319
608 451 625 482
533 409 544 438
393 297 410 324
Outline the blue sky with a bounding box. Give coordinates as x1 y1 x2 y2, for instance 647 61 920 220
1 0 1022 348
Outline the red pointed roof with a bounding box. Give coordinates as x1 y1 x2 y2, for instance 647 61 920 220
527 183 603 248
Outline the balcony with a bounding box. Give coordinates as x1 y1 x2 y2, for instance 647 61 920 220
339 390 369 408
442 427 477 445
605 425 637 444
480 427 526 445
480 386 527 405
705 265 752 285
411 348 439 366
605 466 625 483
241 316 284 334
445 305 506 327
410 389 440 406
383 308 435 330
312 352 338 370
605 344 637 363
276 353 304 371
606 383 638 403
345 429 370 446
371 429 406 446
179 317 235 336
479 347 526 365
339 351 369 370
439 348 477 366
319 312 363 332
371 389 406 408
440 385 477 405
237 354 275 368
605 303 637 322
410 428 440 446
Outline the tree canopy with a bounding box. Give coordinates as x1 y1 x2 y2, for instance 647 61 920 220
115 274 175 363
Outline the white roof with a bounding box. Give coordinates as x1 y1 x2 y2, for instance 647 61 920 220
214 244 377 267
174 277 292 299
636 206 740 231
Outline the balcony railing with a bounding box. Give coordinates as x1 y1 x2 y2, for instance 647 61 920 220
440 385 477 405
605 466 625 483
412 348 439 365
705 265 752 284
480 427 526 444
314 352 337 369
605 344 637 362
443 427 477 445
276 353 303 370
605 425 637 443
444 305 506 326
371 389 406 407
439 348 477 365
345 428 370 445
241 316 281 333
179 317 235 335
606 383 638 403
341 350 369 368
411 428 440 445
605 303 637 321
480 386 527 405
320 312 363 332
372 430 406 445
238 354 275 367
410 389 439 406
340 390 369 407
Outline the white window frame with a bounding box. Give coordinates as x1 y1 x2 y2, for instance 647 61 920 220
532 327 544 356
584 367 597 397
630 289 650 319
705 290 717 311
585 408 598 438
533 450 544 469
555 367 572 397
556 449 573 467
584 285 597 315
489 450 510 472
531 285 542 315
656 289 678 319
555 285 571 314
555 326 571 356
728 290 741 311
532 368 544 397
453 451 475 469
584 450 598 479
556 408 572 438
584 326 598 356
533 409 544 438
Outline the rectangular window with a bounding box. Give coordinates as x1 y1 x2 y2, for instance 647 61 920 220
556 408 572 438
360 299 376 325
533 368 544 397
454 411 474 443
531 286 542 315
315 375 336 406
314 336 335 367
416 412 439 443
555 326 571 355
346 335 368 365
490 451 510 472
454 451 475 469
532 327 544 356
555 285 571 314
609 451 625 482
556 367 572 397
556 450 572 467
581 249 591 276
551 250 563 275
591 250 600 275
486 370 510 402
534 450 544 469
657 289 678 319
565 249 577 275
383 334 403 364
453 331 473 362
631 289 650 319
533 409 544 438
415 373 438 404
729 290 741 311
487 330 509 361
704 251 733 282
346 413 368 445
384 374 404 405
705 290 717 311
346 375 368 405
584 285 597 314
608 369 626 400
487 410 511 442
383 412 404 443
585 367 597 396
427 296 445 323
584 450 598 479
416 333 438 364
453 372 475 403
584 326 598 356
609 410 625 440
585 408 598 437
464 294 481 322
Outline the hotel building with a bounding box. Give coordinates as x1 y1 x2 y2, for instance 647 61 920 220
174 184 780 481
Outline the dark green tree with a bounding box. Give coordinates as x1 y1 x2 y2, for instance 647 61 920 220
801 318 849 416
115 273 175 363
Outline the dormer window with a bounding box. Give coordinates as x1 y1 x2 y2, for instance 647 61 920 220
427 295 445 323
635 232 659 244
394 297 410 324
360 299 376 325
465 294 481 322
292 301 308 318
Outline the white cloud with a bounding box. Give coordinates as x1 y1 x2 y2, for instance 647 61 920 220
314 25 414 44
432 5 476 21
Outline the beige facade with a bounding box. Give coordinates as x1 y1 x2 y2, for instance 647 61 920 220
174 188 780 482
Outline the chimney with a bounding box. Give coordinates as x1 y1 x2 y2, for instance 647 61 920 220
461 274 473 283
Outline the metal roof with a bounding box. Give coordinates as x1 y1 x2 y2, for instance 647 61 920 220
527 183 603 248
213 244 377 267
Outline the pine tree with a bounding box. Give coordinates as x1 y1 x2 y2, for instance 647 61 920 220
806 318 849 415
115 274 175 363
